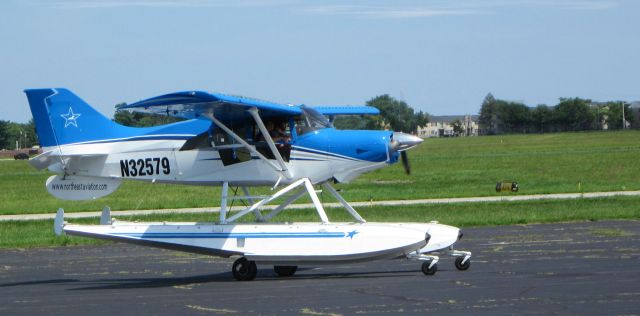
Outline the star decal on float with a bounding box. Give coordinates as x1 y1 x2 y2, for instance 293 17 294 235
60 107 81 128
346 230 359 239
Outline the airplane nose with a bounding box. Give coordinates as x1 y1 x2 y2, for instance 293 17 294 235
390 132 423 151
388 132 423 175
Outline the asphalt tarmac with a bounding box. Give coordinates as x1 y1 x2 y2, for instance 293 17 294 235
1 220 639 315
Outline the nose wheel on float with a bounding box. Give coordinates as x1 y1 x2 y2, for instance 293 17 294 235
421 258 438 275
454 255 471 270
407 249 472 276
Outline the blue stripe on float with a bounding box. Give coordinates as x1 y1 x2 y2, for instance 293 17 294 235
112 232 347 239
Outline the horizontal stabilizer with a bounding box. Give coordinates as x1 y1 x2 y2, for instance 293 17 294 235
29 150 108 170
29 150 55 170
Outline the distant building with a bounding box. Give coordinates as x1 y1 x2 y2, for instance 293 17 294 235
417 115 479 138
591 101 638 130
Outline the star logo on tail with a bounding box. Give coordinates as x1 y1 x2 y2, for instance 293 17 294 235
61 107 81 128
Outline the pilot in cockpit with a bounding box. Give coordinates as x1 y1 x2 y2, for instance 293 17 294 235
273 120 291 144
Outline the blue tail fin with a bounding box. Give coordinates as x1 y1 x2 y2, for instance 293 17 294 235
24 88 124 147
25 88 213 148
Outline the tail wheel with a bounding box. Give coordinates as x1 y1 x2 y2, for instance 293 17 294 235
454 256 471 271
274 265 298 277
232 257 257 281
421 261 437 276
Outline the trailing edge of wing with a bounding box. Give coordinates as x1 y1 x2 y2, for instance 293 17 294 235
120 91 302 119
314 106 380 116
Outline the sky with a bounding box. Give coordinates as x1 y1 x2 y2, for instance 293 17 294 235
1 0 639 123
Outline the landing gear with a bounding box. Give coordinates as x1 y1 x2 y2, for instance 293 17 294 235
407 252 439 276
274 265 298 277
447 250 472 271
232 257 257 281
421 260 438 275
454 256 471 271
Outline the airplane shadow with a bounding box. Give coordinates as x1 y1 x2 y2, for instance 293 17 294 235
65 268 421 291
0 278 78 287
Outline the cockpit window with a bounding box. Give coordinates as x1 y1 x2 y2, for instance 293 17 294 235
296 106 333 135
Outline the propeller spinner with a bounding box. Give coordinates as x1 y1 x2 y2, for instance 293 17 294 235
390 132 423 175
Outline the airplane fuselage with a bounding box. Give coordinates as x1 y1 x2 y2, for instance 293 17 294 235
43 127 395 187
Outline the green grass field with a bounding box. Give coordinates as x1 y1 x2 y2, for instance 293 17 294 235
1 130 639 248
2 196 638 248
1 130 639 215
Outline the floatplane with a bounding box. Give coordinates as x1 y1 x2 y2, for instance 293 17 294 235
25 88 471 281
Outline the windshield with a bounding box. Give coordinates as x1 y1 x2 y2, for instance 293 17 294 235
295 106 333 135
302 105 332 127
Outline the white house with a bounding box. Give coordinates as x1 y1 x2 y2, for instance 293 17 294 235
418 115 479 138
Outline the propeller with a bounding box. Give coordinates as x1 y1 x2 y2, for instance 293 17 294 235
390 132 422 175
401 151 410 175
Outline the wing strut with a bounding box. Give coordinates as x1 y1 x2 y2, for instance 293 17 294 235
220 181 229 224
322 183 366 223
246 107 293 179
219 180 366 224
202 113 291 178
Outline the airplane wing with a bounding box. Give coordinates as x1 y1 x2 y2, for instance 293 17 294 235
313 106 380 116
121 91 378 121
120 91 302 121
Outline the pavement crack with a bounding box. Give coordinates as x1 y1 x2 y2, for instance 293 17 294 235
518 286 535 296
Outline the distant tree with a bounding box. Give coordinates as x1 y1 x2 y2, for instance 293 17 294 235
113 103 137 126
332 115 376 130
606 101 635 129
451 119 464 136
554 98 595 131
113 103 184 127
479 93 499 134
24 119 37 147
364 95 429 133
413 110 430 132
0 120 9 149
532 105 554 133
499 101 531 133
624 102 635 128
0 120 38 149
6 122 27 149
592 104 607 130
476 93 638 134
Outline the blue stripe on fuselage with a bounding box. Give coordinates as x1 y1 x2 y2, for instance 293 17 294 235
65 134 196 145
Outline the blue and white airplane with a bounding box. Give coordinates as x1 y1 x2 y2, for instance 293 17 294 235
25 88 471 281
